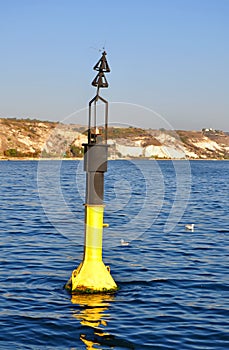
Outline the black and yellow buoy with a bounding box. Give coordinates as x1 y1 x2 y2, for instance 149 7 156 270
65 51 118 294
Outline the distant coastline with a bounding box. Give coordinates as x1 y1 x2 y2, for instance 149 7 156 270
0 117 228 160
1 158 228 161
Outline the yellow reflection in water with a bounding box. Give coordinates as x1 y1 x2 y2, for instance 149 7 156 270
71 293 115 349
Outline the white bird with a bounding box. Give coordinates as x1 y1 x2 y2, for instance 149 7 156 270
185 224 195 231
120 239 130 246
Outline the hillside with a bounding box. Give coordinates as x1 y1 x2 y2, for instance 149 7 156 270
0 118 228 160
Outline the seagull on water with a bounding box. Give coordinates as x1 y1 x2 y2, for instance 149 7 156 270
185 224 195 231
120 239 130 246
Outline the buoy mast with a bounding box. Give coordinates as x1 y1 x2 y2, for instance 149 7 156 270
65 51 118 293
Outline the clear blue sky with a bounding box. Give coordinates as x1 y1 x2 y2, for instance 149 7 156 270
1 0 228 130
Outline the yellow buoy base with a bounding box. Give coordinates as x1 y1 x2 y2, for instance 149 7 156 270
65 260 118 294
65 205 118 294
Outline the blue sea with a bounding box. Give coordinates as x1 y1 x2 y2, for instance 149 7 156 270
0 159 228 349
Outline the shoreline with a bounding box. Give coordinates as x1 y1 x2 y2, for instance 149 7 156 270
0 157 228 161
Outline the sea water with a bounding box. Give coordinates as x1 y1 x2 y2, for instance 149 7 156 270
0 160 228 349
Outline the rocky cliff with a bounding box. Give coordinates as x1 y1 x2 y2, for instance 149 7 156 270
0 118 228 160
